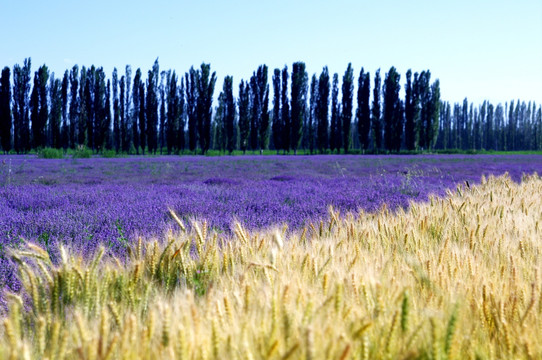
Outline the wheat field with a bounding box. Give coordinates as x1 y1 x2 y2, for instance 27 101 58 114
1 173 541 359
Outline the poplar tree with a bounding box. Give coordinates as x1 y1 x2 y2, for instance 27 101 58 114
281 66 290 153
61 70 69 149
196 63 216 154
341 63 354 153
85 66 96 150
138 80 146 154
49 76 62 148
69 65 79 147
112 68 120 152
308 74 318 154
258 69 270 153
178 77 185 151
166 71 178 154
124 65 132 152
104 79 112 150
428 79 440 149
371 69 382 151
356 68 371 152
78 66 87 146
94 68 108 150
290 62 308 154
214 92 225 152
132 68 141 153
330 73 340 152
272 68 282 153
316 66 330 153
30 72 39 148
159 71 166 154
12 58 32 153
31 65 49 149
185 67 198 152
238 80 250 153
0 67 11 152
404 69 416 151
485 102 494 150
146 60 159 154
417 71 431 150
383 66 402 152
249 75 259 151
223 76 235 154
93 68 107 150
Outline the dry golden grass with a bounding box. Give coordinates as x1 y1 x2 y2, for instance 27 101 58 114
1 173 542 359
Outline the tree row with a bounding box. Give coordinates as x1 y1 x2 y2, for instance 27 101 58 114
0 58 540 155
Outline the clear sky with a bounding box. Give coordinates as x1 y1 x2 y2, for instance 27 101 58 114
1 0 541 106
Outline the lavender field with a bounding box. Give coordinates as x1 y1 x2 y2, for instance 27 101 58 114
1 154 542 294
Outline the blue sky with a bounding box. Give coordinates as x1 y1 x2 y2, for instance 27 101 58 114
1 0 541 105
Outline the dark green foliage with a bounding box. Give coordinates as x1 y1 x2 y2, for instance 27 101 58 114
166 71 178 154
196 63 216 154
404 70 416 151
84 66 96 150
272 69 282 153
31 65 49 149
49 76 63 149
223 76 235 154
508 100 515 150
290 62 308 154
86 67 96 149
132 68 142 154
185 67 198 152
371 69 382 151
214 92 226 152
13 58 32 153
38 147 64 159
178 77 186 151
159 72 166 154
0 67 12 152
238 80 250 153
138 80 146 154
281 66 290 153
308 74 318 154
341 63 354 154
146 59 159 154
112 68 120 152
428 79 440 149
356 68 371 152
461 98 474 149
72 145 92 158
412 72 422 149
4 59 542 155
69 65 79 148
249 76 259 151
258 74 270 152
330 73 340 152
61 70 69 149
416 71 428 149
383 66 403 152
78 66 88 146
442 102 452 150
485 103 494 150
248 65 270 153
93 67 107 151
123 65 132 153
119 74 126 152
416 71 440 149
29 73 39 148
316 67 330 153
104 79 112 150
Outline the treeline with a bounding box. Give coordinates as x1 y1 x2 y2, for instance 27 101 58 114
0 58 540 155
